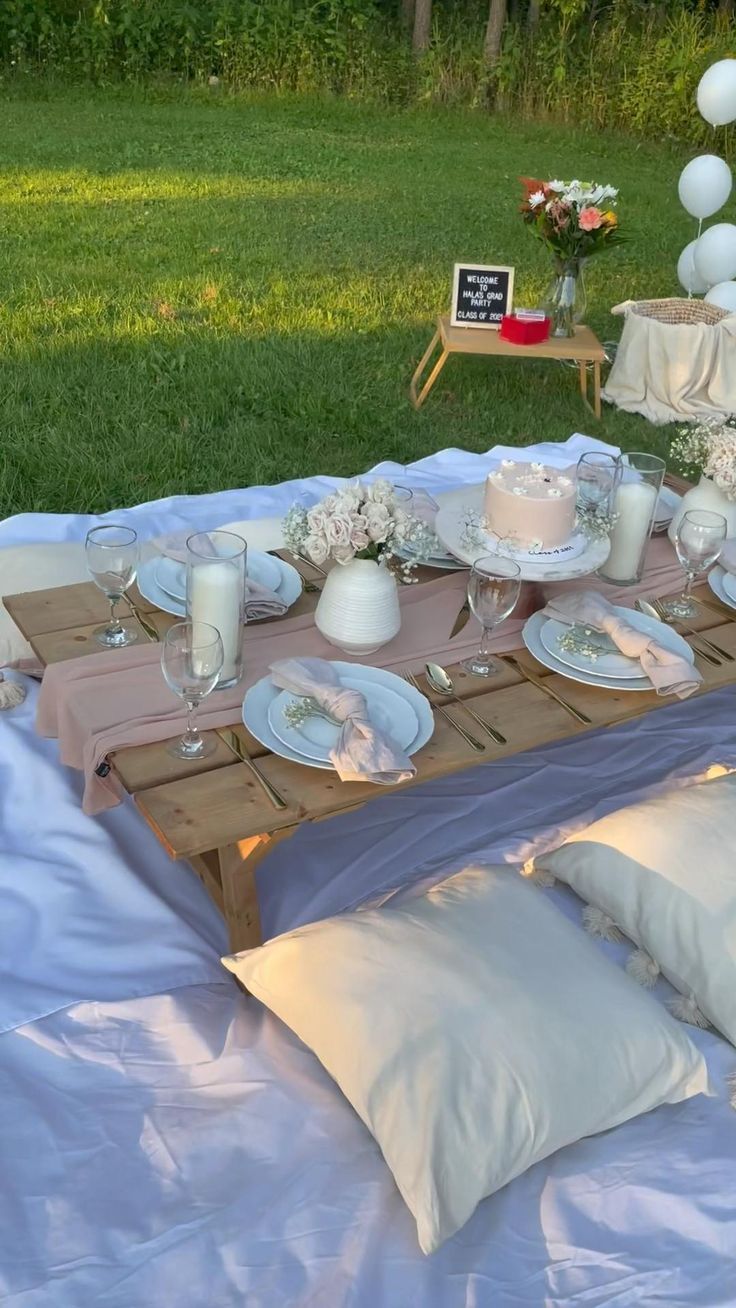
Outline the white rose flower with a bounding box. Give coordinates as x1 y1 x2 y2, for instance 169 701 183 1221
307 506 329 535
365 503 391 543
366 479 395 506
349 512 370 552
336 483 363 513
303 533 329 566
325 513 354 550
333 544 356 565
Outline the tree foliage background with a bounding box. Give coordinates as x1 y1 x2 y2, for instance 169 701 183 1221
0 0 734 142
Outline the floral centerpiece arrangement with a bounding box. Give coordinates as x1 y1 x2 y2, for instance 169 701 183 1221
282 481 439 654
669 418 736 539
671 418 736 500
520 178 622 337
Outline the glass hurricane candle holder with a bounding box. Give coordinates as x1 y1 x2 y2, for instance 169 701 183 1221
186 530 247 689
598 453 665 586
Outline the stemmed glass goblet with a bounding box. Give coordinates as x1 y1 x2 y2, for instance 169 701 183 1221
463 555 522 677
576 451 621 519
85 524 140 647
161 621 224 760
663 509 727 619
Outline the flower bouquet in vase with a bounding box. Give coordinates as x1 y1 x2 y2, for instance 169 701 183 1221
520 178 622 337
669 418 736 541
283 481 438 654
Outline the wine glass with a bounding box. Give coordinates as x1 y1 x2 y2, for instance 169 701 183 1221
85 525 140 647
161 621 224 760
576 452 621 518
663 509 727 619
463 555 521 677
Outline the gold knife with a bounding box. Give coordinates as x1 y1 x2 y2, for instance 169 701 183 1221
450 600 471 639
125 597 160 643
502 654 592 726
215 726 288 810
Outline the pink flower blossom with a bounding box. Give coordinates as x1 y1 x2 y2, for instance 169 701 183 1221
579 207 603 231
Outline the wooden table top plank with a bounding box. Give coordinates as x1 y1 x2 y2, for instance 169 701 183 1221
5 580 158 640
439 316 606 362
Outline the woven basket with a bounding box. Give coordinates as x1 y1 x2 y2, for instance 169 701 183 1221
613 297 729 327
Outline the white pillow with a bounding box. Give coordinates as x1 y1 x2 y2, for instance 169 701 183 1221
531 772 736 1044
222 864 708 1254
0 542 89 665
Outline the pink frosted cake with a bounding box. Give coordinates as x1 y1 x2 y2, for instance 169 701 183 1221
484 461 577 551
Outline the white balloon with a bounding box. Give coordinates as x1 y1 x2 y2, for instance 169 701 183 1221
694 223 736 285
705 280 736 313
697 59 736 127
678 154 732 219
677 239 711 294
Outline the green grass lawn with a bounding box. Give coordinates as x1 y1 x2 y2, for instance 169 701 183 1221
0 86 694 517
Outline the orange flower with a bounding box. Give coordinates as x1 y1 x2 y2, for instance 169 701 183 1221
601 210 618 227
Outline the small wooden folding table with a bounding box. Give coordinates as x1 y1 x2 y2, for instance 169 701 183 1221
410 315 606 417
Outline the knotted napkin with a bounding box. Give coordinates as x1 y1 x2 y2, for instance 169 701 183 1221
543 592 702 699
155 533 287 621
270 657 415 785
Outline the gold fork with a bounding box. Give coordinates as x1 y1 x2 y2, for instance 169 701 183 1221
402 669 485 753
650 598 727 665
125 596 159 642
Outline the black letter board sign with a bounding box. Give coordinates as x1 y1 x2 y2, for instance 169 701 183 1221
450 262 515 329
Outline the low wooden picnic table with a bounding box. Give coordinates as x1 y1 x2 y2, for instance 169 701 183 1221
7 477 736 954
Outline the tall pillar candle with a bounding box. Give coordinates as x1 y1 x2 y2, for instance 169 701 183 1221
186 531 246 688
598 453 665 587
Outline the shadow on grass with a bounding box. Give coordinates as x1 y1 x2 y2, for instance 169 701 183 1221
0 318 666 517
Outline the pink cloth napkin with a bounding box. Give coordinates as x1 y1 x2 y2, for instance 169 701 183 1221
155 533 287 620
543 591 702 698
270 657 414 785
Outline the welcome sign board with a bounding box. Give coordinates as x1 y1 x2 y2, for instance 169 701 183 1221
450 263 515 329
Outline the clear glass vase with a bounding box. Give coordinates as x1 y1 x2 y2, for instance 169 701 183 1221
185 530 247 689
545 257 587 338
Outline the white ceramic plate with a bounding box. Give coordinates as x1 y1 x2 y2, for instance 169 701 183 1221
155 550 282 601
435 484 610 581
721 569 736 605
539 608 692 681
268 676 419 763
243 662 435 770
137 554 302 618
522 609 694 692
653 486 682 530
393 543 468 571
709 565 736 610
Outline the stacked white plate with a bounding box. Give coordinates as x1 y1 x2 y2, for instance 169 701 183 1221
708 564 736 610
652 486 682 534
243 661 435 770
393 542 468 571
522 605 695 693
137 550 302 618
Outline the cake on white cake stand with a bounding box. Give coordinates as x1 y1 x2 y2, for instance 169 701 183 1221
435 483 611 581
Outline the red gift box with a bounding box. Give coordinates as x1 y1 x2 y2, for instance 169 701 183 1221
499 313 551 345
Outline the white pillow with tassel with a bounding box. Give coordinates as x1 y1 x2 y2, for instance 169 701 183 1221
223 863 709 1254
529 771 736 1044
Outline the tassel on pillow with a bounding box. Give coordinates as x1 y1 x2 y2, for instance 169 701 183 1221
521 859 556 888
0 636 27 709
0 671 25 710
582 905 624 943
668 992 710 1030
626 949 661 989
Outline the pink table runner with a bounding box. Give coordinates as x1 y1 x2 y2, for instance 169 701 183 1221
37 537 685 814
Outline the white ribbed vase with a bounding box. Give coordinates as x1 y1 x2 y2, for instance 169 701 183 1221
668 475 736 543
314 557 401 655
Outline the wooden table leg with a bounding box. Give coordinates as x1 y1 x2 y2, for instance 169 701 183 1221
579 360 588 406
409 330 449 410
218 827 298 953
593 359 602 418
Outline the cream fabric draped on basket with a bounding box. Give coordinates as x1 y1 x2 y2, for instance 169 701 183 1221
602 298 736 425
